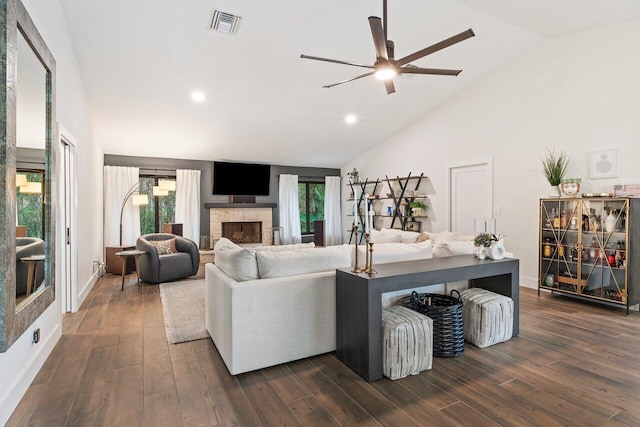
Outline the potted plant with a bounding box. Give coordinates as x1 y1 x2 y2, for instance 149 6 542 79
347 168 359 183
542 148 569 197
410 200 428 217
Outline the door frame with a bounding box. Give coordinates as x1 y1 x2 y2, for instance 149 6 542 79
447 157 494 233
57 125 78 313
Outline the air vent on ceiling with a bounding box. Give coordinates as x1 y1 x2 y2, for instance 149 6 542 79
208 10 241 35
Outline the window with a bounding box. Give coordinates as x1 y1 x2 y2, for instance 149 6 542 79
16 170 44 238
298 181 324 235
139 176 176 234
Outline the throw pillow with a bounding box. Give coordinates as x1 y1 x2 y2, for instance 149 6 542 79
415 232 429 243
149 239 174 255
371 230 402 243
433 241 474 258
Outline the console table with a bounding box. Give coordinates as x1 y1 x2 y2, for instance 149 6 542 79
336 255 519 381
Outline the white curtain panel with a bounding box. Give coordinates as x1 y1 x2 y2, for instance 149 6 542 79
103 166 140 246
175 169 201 243
324 176 343 246
278 174 302 244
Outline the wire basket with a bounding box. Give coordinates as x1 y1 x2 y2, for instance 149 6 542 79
400 290 464 357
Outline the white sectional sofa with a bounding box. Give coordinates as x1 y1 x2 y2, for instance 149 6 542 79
205 230 474 375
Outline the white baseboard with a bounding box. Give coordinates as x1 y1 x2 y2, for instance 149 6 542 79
78 271 99 309
519 275 538 289
0 320 62 426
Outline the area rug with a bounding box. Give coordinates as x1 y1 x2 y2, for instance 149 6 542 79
159 278 209 344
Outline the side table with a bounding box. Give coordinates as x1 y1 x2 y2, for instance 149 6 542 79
115 250 146 291
20 254 45 296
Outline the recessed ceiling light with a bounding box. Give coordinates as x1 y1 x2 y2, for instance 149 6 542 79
191 91 206 103
345 114 357 125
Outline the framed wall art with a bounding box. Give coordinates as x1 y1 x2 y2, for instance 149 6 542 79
589 148 620 179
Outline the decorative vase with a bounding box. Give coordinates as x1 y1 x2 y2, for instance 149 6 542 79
412 207 422 217
549 185 561 198
476 246 487 260
487 240 506 260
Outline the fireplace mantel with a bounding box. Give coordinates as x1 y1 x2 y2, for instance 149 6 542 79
205 203 277 209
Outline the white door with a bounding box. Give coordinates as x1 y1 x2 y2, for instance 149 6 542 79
58 126 78 313
448 159 493 236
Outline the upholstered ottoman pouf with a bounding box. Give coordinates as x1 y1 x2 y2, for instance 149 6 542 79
382 306 433 380
460 288 513 348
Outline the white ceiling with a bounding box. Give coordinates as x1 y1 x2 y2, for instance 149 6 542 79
58 0 640 168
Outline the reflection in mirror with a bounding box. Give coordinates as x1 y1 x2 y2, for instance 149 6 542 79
15 29 48 309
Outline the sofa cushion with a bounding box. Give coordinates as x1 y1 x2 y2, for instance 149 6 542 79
433 240 475 258
380 228 421 244
357 240 433 265
426 230 460 245
371 230 402 243
254 242 315 252
214 239 259 282
256 245 352 279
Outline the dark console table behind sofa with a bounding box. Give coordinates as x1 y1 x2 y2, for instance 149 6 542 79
336 255 519 381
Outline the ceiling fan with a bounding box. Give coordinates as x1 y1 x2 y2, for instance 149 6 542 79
300 0 475 94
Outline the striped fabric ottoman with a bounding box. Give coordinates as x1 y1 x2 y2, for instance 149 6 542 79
382 306 433 380
460 288 513 348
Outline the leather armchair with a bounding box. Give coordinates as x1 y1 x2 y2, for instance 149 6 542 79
16 237 45 296
136 233 200 284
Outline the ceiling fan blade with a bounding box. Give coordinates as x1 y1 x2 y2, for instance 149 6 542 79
368 17 388 60
384 80 395 95
300 54 373 70
323 71 375 89
399 67 462 76
396 29 475 66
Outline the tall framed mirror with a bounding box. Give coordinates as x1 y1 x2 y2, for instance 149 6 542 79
1 0 56 352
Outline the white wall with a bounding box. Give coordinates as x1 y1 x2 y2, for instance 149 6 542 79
0 0 99 423
342 19 640 288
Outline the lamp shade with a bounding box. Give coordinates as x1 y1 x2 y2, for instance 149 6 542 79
132 194 149 206
158 179 176 192
153 186 169 197
16 174 27 187
19 181 42 194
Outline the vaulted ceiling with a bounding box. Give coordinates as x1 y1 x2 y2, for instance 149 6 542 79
59 0 640 167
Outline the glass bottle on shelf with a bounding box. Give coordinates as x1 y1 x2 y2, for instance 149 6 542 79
615 241 622 267
560 211 567 229
570 246 579 262
570 213 578 230
589 237 599 263
582 214 590 232
558 243 565 257
543 239 552 258
553 210 561 228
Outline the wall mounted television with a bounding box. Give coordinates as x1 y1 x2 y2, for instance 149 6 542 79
213 161 271 195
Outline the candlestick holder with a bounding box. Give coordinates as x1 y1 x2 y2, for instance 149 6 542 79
352 224 364 273
366 241 376 276
364 233 371 270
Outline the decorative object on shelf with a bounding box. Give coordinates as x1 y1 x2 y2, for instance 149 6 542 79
559 178 581 196
410 200 427 217
541 148 568 198
588 148 620 179
347 168 359 183
406 221 420 232
473 233 505 260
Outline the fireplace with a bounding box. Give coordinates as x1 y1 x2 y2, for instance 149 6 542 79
207 205 274 247
222 221 262 244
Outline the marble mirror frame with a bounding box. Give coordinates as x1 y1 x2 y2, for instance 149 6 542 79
1 0 56 352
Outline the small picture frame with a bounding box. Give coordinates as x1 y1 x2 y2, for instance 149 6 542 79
406 221 421 232
589 148 620 179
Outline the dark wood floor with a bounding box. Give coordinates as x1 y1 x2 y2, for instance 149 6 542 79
8 272 640 426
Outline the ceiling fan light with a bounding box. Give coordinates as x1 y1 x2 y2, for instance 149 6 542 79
375 67 397 81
